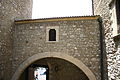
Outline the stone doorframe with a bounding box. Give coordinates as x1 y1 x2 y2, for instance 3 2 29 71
11 52 96 80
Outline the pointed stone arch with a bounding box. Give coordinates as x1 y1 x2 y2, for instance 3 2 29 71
11 52 96 80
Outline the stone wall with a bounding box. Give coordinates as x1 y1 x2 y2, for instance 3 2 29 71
93 0 120 79
12 16 103 80
0 0 32 80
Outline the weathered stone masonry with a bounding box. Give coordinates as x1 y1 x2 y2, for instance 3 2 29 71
93 0 120 79
0 0 32 80
0 0 109 80
12 16 104 80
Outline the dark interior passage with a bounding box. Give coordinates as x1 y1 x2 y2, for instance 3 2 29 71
19 57 89 80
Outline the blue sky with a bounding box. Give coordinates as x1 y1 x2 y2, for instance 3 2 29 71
32 0 92 19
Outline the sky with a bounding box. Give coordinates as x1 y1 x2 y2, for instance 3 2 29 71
32 0 93 19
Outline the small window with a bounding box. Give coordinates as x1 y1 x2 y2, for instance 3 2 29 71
109 0 118 36
109 0 120 36
46 26 59 42
49 29 56 41
116 0 120 33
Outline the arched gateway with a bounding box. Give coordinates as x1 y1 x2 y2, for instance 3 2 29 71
11 52 96 80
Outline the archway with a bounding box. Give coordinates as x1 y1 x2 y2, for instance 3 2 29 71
11 52 96 80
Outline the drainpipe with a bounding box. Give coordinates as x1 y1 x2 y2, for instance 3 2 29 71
92 0 94 15
98 17 108 80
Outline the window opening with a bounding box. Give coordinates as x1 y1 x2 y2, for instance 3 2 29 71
109 0 120 36
109 0 118 36
116 0 120 33
49 29 56 41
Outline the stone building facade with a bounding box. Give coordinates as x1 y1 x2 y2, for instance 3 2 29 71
93 0 120 79
1 0 119 80
0 3 108 78
0 0 32 80
11 16 105 80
